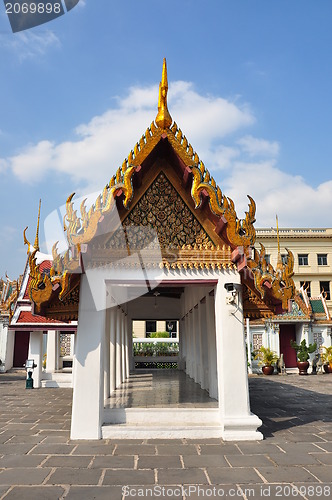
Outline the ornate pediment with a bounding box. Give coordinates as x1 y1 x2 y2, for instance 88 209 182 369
109 172 212 250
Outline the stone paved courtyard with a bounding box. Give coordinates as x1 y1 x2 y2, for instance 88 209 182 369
0 370 332 499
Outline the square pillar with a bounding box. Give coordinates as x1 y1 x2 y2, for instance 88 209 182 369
115 307 122 388
214 278 263 441
206 293 218 399
104 309 111 400
28 331 43 388
110 307 117 393
70 275 106 440
46 330 57 373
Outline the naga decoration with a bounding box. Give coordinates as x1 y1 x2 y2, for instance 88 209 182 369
247 243 296 310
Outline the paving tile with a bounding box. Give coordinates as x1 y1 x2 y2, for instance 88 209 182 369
156 445 198 456
207 467 263 485
41 435 69 444
237 442 283 454
158 468 208 485
0 444 35 455
43 455 93 467
146 439 184 444
314 442 332 452
92 455 135 469
30 443 75 455
278 442 324 453
4 486 66 500
0 454 46 468
114 444 156 456
65 486 123 499
183 485 248 499
0 467 53 485
138 455 182 469
267 452 321 466
311 453 332 465
0 486 10 497
103 469 155 485
182 455 229 468
199 444 241 455
47 467 102 485
72 444 116 455
225 454 273 467
284 433 326 443
305 465 332 482
257 465 318 483
5 435 45 444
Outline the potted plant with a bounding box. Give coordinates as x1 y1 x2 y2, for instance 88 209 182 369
320 346 332 374
290 339 317 375
254 347 279 375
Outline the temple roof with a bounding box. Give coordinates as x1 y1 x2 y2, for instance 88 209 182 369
24 60 297 319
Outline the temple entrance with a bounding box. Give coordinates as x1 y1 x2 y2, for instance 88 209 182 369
279 324 297 367
13 331 30 367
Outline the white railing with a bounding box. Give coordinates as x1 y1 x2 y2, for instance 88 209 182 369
133 338 179 365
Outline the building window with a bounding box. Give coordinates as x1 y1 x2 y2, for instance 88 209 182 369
298 254 308 266
320 281 331 301
265 254 270 265
166 320 177 338
317 254 328 266
281 254 288 265
252 334 263 351
145 320 156 337
300 281 311 297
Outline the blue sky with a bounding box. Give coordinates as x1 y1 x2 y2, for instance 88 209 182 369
1 0 332 278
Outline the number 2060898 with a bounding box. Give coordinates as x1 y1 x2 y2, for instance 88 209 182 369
5 3 62 14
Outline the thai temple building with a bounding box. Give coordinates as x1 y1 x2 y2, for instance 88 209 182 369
1 60 331 441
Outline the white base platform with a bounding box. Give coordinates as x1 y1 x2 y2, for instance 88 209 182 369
41 371 73 388
102 407 263 440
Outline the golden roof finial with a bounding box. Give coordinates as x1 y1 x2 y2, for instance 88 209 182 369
34 199 41 251
276 214 283 272
155 58 172 129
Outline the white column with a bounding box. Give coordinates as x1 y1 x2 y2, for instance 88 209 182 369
110 307 117 393
178 318 186 371
28 331 43 388
214 278 263 441
128 316 135 372
104 308 111 400
121 312 126 383
70 274 106 440
125 315 130 379
199 298 209 390
187 310 193 378
206 292 218 399
246 318 252 375
115 307 122 388
193 305 200 384
46 330 57 373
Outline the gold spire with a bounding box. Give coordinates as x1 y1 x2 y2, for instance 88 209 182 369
276 214 283 272
155 58 172 129
34 199 41 251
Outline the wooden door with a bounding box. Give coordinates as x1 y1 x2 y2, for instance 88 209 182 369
279 325 297 367
13 332 30 367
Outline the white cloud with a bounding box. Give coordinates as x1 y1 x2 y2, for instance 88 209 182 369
4 81 254 188
2 81 332 228
237 135 279 157
0 30 60 60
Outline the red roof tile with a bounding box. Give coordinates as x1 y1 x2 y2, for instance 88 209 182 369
17 310 67 325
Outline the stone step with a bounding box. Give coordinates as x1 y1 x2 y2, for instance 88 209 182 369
101 423 223 439
41 372 73 388
103 407 220 425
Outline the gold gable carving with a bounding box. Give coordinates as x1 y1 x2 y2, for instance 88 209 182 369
109 172 212 250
